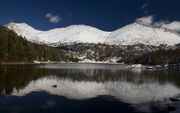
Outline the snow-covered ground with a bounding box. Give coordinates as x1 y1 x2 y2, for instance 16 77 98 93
6 22 180 46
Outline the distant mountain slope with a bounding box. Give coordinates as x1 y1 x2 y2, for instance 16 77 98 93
6 22 180 46
106 22 180 46
126 44 180 65
0 25 61 63
6 23 110 45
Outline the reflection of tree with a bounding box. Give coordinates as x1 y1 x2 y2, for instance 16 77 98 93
0 65 47 95
0 65 180 95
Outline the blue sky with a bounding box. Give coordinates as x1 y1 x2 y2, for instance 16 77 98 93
0 0 180 31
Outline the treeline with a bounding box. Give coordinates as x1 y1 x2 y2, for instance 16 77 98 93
58 43 157 62
58 42 180 65
0 25 77 63
125 48 180 65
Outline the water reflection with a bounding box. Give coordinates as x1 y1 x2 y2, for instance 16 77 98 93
11 77 180 104
0 64 180 113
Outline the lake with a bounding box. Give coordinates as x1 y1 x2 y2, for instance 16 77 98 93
0 63 180 113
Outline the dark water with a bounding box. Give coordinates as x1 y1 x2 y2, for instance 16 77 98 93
0 63 180 113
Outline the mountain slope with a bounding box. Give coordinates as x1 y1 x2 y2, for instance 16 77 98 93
0 25 62 62
107 23 180 46
6 22 180 46
6 22 110 44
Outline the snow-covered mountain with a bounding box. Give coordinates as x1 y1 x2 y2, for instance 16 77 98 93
6 22 110 45
106 23 180 46
6 22 180 46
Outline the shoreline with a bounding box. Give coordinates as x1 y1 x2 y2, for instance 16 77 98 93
0 62 163 69
0 62 179 70
0 60 125 65
0 62 60 65
0 61 158 65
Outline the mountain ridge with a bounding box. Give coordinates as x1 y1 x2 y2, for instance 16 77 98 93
5 22 180 46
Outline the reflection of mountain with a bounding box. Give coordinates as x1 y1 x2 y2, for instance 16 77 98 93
1 64 180 104
11 77 180 104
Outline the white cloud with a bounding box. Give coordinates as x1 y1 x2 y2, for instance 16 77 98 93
136 15 154 25
46 13 61 24
160 21 180 32
135 15 180 33
142 0 149 9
